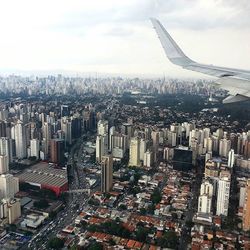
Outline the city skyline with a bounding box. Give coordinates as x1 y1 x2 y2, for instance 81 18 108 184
0 0 250 77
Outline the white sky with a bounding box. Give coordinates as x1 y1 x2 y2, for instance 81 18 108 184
0 0 250 77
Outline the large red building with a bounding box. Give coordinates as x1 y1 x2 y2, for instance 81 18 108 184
17 162 68 196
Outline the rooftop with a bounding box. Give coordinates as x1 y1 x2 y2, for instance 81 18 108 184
17 162 67 187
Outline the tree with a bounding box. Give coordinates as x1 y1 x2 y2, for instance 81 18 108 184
88 242 103 250
140 207 146 215
157 231 178 248
147 204 155 215
88 198 100 206
151 188 162 204
135 227 149 242
47 237 64 249
119 204 127 210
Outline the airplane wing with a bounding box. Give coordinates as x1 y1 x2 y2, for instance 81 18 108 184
150 18 250 103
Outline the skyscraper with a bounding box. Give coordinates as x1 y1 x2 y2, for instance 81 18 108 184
243 179 250 231
129 137 140 167
143 150 152 168
96 134 108 163
0 174 19 199
219 138 231 158
98 120 109 136
30 139 40 159
139 138 147 161
227 149 235 168
216 171 231 216
50 139 64 165
0 155 8 174
61 118 72 145
0 137 13 166
14 120 27 159
198 179 213 214
61 105 70 117
101 155 113 193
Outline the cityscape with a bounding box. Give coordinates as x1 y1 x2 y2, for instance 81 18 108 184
0 1 250 250
0 75 247 249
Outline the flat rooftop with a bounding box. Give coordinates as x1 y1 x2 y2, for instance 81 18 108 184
17 162 68 187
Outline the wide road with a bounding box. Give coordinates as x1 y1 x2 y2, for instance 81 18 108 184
27 134 94 250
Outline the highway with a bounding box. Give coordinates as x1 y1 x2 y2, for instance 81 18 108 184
26 134 99 250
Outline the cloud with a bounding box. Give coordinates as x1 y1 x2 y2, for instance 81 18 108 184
0 0 249 77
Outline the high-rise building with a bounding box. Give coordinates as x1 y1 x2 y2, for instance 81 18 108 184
216 171 231 216
121 123 133 148
42 122 51 158
30 139 40 159
216 128 224 140
243 179 250 231
71 116 82 139
50 139 64 165
96 134 108 163
14 120 27 159
101 155 113 193
0 155 8 174
239 182 246 208
163 147 174 161
139 138 147 161
0 174 19 199
151 131 159 163
219 138 231 158
129 137 140 167
198 195 212 214
204 137 213 152
98 120 109 136
143 150 152 168
109 126 115 151
144 127 151 140
0 198 21 224
198 179 213 214
0 121 7 137
61 118 72 145
0 137 13 166
227 149 235 168
61 105 70 117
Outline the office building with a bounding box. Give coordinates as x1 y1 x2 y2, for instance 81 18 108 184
139 138 147 161
14 120 27 159
143 150 152 168
228 149 235 168
0 174 19 199
243 179 250 231
129 137 140 167
219 139 231 158
101 155 113 193
61 105 70 117
198 179 213 214
61 118 72 145
98 120 109 136
0 137 13 166
96 134 108 163
0 198 21 224
30 139 40 159
0 155 8 174
216 171 231 216
50 139 64 165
